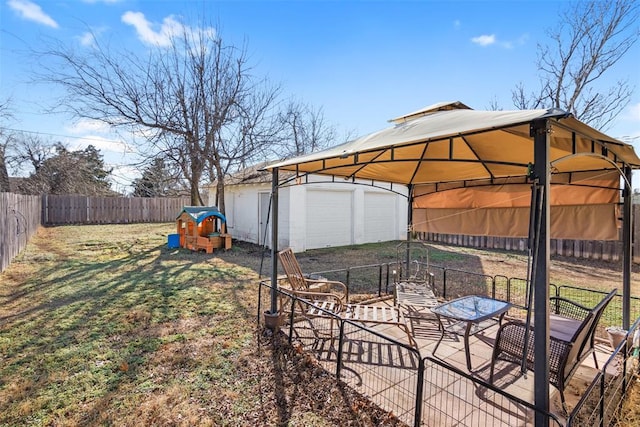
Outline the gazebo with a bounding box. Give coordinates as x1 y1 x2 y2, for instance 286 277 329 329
264 102 640 425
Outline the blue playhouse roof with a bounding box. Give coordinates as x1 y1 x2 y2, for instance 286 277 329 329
177 206 227 224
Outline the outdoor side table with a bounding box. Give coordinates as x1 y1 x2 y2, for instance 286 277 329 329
431 295 512 371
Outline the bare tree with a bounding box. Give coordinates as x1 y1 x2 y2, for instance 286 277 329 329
37 21 279 209
512 0 639 130
7 132 52 173
276 99 337 159
0 99 14 192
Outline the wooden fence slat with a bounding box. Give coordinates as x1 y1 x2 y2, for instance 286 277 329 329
40 195 189 225
1 193 41 272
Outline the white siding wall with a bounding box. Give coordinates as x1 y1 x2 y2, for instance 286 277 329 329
210 178 408 253
305 189 353 249
364 192 399 243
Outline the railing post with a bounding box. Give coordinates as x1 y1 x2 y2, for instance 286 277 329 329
599 372 605 427
443 268 448 299
288 297 295 343
385 263 390 293
378 264 383 297
414 356 425 427
257 281 263 325
336 318 345 378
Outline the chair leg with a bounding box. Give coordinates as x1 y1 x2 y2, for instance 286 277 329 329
592 351 599 370
559 388 568 414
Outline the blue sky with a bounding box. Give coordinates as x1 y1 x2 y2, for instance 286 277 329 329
2 0 639 192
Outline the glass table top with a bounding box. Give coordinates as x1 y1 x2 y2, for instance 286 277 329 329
432 295 511 323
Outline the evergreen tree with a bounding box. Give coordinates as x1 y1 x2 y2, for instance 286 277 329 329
132 158 182 197
17 144 115 196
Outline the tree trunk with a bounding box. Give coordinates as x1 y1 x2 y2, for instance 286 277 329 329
189 174 202 206
0 147 10 192
216 177 226 216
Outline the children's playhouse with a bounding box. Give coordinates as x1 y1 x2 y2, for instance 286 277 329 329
174 206 232 253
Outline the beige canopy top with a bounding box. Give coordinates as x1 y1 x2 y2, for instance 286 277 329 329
266 102 640 240
266 102 640 187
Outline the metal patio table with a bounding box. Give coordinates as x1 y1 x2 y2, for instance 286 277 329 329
432 295 512 371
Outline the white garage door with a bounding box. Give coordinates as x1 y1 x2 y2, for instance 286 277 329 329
306 190 353 249
364 193 397 242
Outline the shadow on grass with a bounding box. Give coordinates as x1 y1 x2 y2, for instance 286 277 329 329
262 333 406 426
0 235 258 424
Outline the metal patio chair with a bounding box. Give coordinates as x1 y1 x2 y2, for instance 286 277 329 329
489 289 617 413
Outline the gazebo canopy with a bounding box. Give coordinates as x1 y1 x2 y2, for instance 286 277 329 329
267 102 640 240
267 102 640 186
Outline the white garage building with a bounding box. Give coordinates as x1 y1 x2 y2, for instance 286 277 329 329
208 167 408 252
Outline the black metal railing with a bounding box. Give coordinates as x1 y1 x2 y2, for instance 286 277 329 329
257 280 619 426
566 317 640 426
308 261 639 340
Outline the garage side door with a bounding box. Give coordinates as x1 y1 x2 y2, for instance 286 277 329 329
364 193 397 242
306 190 353 249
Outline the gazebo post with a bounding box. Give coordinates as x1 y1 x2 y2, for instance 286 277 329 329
532 119 551 426
623 165 632 329
270 167 279 314
405 184 414 279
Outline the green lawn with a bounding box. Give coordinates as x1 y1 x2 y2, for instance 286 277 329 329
0 223 405 427
0 224 267 425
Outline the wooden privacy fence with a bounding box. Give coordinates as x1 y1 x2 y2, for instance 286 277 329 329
0 193 41 272
42 195 190 225
419 233 627 262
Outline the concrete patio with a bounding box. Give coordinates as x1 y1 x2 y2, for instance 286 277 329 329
293 298 621 426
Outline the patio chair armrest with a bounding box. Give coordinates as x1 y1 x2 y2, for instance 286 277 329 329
305 278 348 300
291 289 344 306
549 296 591 320
495 321 533 358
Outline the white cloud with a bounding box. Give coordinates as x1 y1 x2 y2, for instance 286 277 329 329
472 33 528 49
79 32 96 47
453 20 461 30
64 119 134 153
66 134 133 154
471 34 495 47
121 11 184 47
65 118 110 134
7 0 58 28
121 12 216 48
